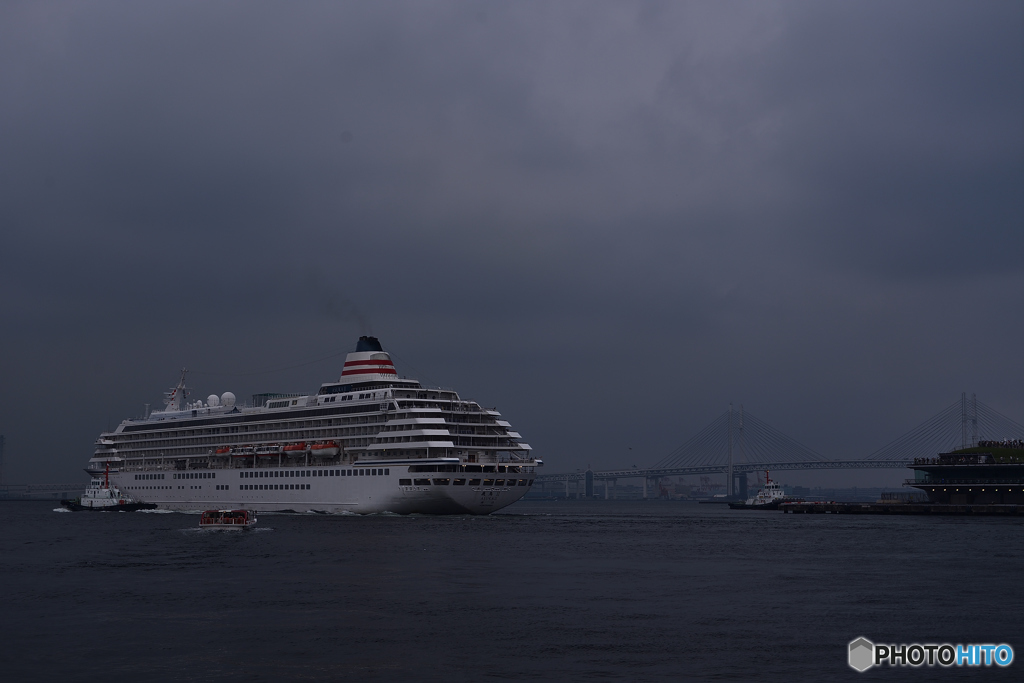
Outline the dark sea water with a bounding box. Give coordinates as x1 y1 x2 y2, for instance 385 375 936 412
2 499 1021 681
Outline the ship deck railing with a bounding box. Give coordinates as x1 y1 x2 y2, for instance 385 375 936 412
905 478 1024 486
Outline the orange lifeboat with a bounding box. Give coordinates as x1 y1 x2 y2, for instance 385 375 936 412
310 441 340 457
282 442 307 454
214 446 232 455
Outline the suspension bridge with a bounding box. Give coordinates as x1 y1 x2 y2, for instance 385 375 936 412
536 394 1024 499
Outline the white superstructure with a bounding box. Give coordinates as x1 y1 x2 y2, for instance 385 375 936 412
745 472 788 507
85 337 541 514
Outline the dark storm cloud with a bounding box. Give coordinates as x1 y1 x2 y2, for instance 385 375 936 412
0 1 1020 484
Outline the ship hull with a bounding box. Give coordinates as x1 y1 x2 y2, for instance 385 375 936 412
109 466 534 515
61 499 158 512
728 499 799 510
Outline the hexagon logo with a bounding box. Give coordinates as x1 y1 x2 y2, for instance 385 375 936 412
849 637 874 672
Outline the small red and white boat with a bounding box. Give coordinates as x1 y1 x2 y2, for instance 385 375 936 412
282 442 307 454
310 441 340 457
199 509 257 529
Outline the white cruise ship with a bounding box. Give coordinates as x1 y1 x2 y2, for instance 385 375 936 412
85 337 541 514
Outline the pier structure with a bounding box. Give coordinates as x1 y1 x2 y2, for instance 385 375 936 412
0 483 87 500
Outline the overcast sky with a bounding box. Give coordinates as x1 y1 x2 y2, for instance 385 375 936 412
1 1 1021 487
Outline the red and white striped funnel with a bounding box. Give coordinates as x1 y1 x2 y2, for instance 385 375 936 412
340 336 397 382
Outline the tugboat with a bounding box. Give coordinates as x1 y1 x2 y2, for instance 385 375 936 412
61 465 157 512
199 509 257 529
729 471 796 510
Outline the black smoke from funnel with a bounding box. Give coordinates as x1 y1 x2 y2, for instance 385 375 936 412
306 270 372 335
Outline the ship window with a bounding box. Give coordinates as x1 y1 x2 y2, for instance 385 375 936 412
483 479 494 486
413 479 431 486
495 479 505 486
433 478 450 486
371 469 377 476
528 480 533 486
519 480 527 486
469 479 481 486
385 469 389 475
453 479 466 486
399 478 412 485
348 469 353 476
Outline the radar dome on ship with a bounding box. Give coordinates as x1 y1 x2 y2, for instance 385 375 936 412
207 394 220 407
221 392 236 407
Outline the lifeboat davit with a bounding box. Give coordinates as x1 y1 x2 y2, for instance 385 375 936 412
310 441 340 457
282 442 307 454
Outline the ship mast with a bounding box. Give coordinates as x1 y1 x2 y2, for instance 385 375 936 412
163 368 189 412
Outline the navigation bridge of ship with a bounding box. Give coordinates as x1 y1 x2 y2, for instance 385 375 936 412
536 396 1024 499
